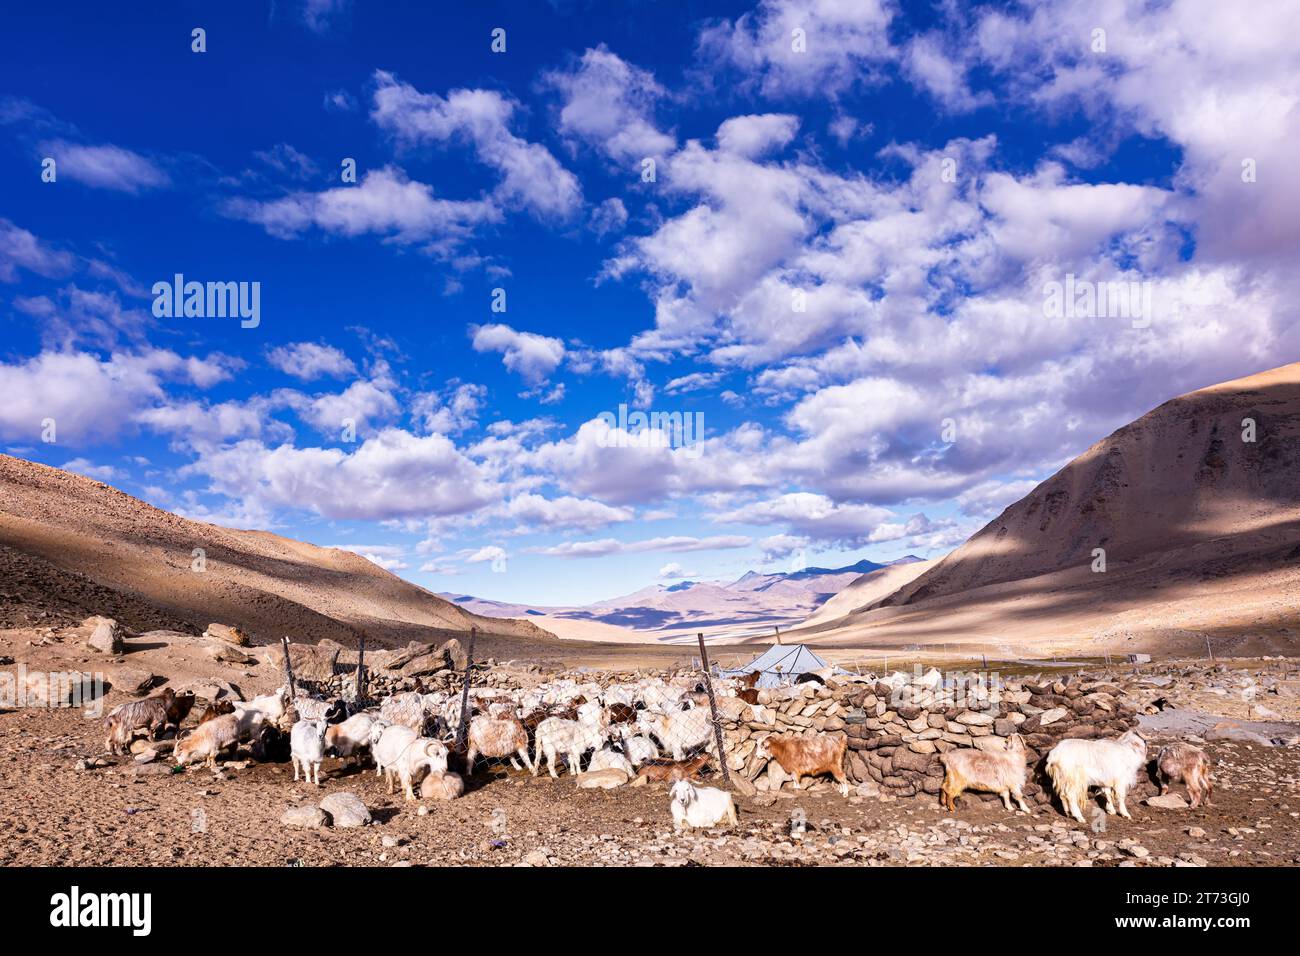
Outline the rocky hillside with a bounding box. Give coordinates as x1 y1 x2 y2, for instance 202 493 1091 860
874 363 1300 610
0 454 555 651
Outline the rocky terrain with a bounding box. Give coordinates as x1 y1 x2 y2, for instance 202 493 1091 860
1 613 1296 867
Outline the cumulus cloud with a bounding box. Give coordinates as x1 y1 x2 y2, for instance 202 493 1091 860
187 429 500 521
471 324 565 385
266 342 357 380
697 0 896 97
716 114 800 158
371 71 582 220
541 45 675 163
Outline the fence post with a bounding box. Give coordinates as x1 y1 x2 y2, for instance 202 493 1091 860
356 634 366 705
1205 636 1215 663
280 636 297 696
773 625 782 646
697 632 731 787
455 626 478 753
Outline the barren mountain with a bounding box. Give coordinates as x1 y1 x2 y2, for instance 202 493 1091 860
794 362 1300 657
0 455 554 653
444 559 915 643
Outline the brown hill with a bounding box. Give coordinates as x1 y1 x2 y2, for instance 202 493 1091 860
792 362 1300 658
0 454 555 653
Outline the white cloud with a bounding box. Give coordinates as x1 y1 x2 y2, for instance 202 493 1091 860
39 140 169 193
371 71 582 220
716 114 799 158
658 562 696 580
527 534 752 559
542 45 675 164
224 166 499 245
471 324 565 385
503 493 632 531
697 0 896 97
330 543 408 571
0 218 74 282
187 428 500 521
266 342 357 380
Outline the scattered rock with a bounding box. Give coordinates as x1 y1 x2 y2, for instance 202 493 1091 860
1145 793 1189 809
320 791 371 828
205 624 250 647
85 616 123 654
576 768 629 789
281 805 329 828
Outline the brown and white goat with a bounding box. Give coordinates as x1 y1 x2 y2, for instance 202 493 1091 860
1156 742 1213 807
755 733 849 796
939 734 1031 813
174 712 241 768
465 715 534 773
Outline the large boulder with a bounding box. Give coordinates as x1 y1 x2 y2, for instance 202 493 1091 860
264 642 340 683
205 624 250 647
85 616 123 654
320 792 371 828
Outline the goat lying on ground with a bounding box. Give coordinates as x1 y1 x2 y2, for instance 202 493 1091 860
755 733 849 796
1046 729 1147 822
939 734 1031 813
670 779 737 830
1156 742 1213 807
635 754 710 783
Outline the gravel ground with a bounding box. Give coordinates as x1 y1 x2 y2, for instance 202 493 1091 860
1 704 1297 867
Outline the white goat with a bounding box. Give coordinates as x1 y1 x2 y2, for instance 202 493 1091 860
290 719 328 786
587 747 635 776
533 716 605 778
637 708 713 761
372 724 449 801
232 685 290 727
670 779 738 830
1046 729 1147 822
939 733 1031 813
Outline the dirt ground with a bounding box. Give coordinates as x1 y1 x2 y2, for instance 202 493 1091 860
1 688 1297 868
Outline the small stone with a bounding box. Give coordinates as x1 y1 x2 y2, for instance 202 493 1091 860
1145 793 1189 810
1187 826 1206 838
281 805 328 828
86 617 123 654
523 849 550 867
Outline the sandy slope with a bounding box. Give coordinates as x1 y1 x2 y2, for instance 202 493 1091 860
792 362 1300 658
799 560 937 628
0 455 554 653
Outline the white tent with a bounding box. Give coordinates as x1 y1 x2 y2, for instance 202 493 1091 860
716 643 838 689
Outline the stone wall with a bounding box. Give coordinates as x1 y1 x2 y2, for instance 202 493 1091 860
718 669 1141 802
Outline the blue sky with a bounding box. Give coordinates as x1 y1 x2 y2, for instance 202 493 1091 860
2 0 1297 605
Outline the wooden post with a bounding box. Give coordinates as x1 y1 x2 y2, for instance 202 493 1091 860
356 634 366 705
1205 636 1215 663
697 632 731 786
280 636 297 696
455 626 478 753
773 625 782 646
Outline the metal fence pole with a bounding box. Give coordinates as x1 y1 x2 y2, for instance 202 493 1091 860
356 634 366 705
697 632 731 786
455 626 478 752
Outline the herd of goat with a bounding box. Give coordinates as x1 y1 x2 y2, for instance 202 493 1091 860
98 671 1213 831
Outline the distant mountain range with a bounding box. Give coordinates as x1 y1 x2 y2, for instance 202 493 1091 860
441 556 924 643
